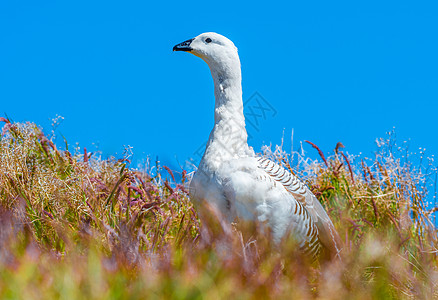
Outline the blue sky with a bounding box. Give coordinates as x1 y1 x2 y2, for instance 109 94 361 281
1 1 437 172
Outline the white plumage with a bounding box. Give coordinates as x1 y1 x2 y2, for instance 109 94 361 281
173 32 341 259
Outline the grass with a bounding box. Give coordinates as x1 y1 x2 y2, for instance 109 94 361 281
0 118 437 299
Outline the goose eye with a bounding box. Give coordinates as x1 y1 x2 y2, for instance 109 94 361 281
205 38 212 43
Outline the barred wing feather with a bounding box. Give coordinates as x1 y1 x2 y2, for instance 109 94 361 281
257 156 342 258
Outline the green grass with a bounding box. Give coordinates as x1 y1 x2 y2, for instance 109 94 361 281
0 119 437 299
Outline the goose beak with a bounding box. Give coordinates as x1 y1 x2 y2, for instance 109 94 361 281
173 38 194 52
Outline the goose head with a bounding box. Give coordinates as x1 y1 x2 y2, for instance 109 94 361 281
173 32 241 81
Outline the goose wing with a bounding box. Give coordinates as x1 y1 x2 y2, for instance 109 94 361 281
256 156 342 258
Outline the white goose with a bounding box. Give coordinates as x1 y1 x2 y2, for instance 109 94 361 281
173 32 341 259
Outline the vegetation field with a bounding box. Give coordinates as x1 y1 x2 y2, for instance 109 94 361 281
0 118 437 299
